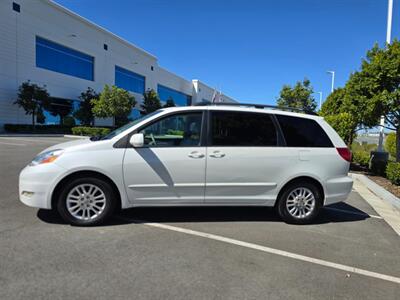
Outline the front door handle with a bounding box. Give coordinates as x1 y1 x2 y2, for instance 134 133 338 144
188 151 205 159
209 151 225 158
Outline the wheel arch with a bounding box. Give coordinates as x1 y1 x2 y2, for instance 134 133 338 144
275 176 325 207
51 170 122 211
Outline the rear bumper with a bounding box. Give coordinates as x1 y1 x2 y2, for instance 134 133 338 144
324 176 353 205
19 163 66 209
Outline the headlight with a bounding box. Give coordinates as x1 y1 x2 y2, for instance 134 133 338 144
30 149 64 166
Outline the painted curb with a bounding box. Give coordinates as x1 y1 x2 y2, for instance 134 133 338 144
63 134 89 139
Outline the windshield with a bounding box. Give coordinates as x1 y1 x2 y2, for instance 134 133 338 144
100 110 163 140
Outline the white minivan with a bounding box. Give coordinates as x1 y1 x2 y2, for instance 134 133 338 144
19 104 353 226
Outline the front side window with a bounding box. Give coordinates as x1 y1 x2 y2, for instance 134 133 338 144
101 110 163 140
115 66 145 94
276 115 333 147
139 112 203 147
36 36 94 81
211 111 277 146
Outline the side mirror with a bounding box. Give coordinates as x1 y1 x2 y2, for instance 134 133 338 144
130 133 144 148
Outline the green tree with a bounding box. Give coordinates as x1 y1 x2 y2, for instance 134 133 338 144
74 87 99 126
36 108 46 124
320 88 346 116
344 41 400 161
14 81 50 128
320 88 360 145
62 115 76 127
141 89 161 114
323 113 357 146
92 85 136 127
163 97 176 108
277 78 317 112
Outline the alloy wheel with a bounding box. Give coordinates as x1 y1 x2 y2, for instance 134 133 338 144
66 184 106 220
285 187 316 219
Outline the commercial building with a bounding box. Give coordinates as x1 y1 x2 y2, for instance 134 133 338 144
0 0 235 128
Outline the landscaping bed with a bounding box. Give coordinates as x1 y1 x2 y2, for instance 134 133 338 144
367 174 400 198
351 163 400 198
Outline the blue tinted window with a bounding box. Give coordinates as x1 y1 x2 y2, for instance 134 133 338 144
36 36 94 81
39 99 79 125
129 108 142 121
157 84 192 106
115 66 145 94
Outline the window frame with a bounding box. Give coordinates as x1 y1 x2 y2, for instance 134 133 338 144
116 110 207 148
207 110 284 147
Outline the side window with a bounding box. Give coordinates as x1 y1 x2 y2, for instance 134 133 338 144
139 112 203 147
276 115 333 147
211 111 277 146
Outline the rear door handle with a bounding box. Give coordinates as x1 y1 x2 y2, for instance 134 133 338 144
209 151 225 158
188 151 205 159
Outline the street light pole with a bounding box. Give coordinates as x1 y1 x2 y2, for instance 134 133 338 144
377 0 394 151
387 0 393 44
327 71 335 93
317 92 323 110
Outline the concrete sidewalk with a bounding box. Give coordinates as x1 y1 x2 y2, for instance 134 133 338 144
351 173 400 236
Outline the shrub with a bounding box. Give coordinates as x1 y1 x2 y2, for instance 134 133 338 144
351 142 376 153
386 162 400 185
167 129 184 136
4 124 72 134
352 150 370 167
385 132 396 158
71 126 111 137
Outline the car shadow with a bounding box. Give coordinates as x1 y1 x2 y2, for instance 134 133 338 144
37 202 371 227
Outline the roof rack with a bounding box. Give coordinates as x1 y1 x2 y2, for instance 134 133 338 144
194 102 318 115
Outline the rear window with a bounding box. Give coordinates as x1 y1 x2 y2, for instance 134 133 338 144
276 115 333 147
211 111 277 146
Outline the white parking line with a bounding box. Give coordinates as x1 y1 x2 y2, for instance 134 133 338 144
116 217 400 284
324 207 382 219
0 137 64 143
0 141 27 146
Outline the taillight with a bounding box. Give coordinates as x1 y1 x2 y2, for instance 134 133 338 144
336 147 352 162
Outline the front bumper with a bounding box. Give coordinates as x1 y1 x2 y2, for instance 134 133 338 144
19 163 66 209
324 176 353 205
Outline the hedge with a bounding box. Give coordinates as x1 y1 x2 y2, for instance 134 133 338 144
4 124 72 134
352 150 370 167
71 126 111 137
386 162 400 185
385 132 396 158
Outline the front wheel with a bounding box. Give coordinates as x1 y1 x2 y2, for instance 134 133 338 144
277 181 322 224
57 177 116 226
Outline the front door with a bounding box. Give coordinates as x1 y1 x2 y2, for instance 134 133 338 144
205 110 295 204
123 111 206 204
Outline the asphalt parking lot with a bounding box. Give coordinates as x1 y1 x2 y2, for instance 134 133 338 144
0 137 399 299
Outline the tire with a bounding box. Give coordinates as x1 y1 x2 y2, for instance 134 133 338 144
57 176 116 226
277 181 322 224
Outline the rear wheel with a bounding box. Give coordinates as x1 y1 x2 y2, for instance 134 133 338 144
57 177 116 226
277 181 322 224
